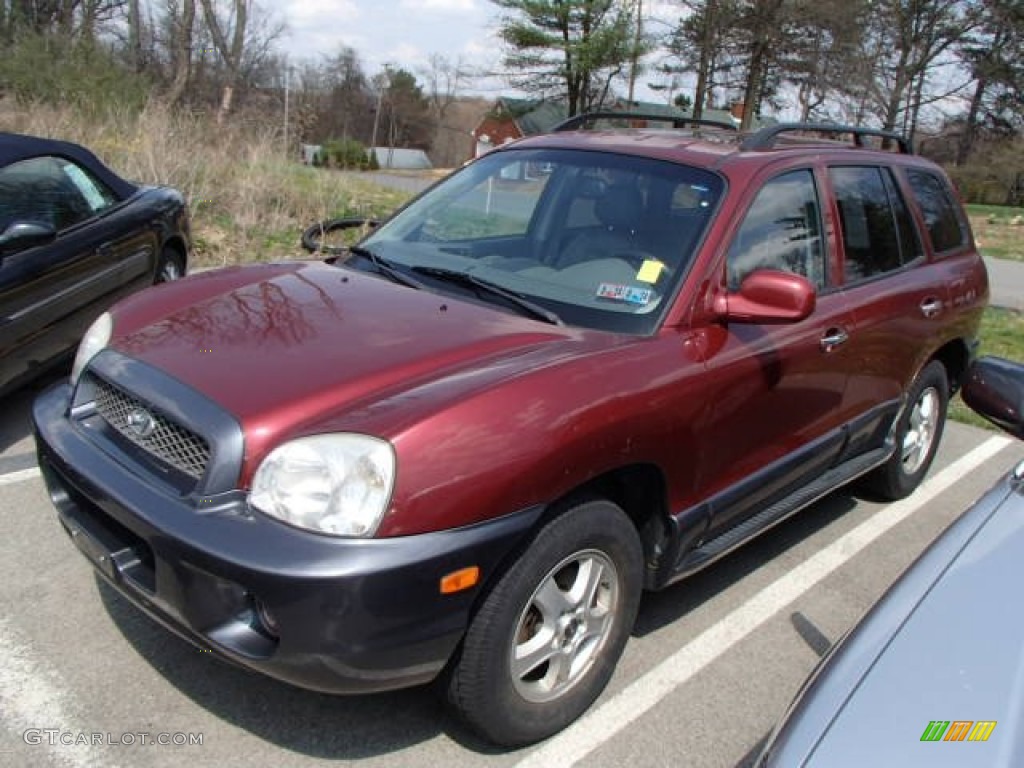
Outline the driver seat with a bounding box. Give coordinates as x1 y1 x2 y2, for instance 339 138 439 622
558 183 645 268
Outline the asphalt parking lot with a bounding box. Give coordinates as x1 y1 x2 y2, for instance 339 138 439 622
2 368 1022 768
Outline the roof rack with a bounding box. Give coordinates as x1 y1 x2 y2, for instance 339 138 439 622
553 111 738 133
741 123 913 154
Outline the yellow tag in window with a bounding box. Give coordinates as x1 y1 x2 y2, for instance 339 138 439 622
637 259 665 283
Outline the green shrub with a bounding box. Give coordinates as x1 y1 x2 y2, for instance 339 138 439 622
947 139 1024 205
0 33 150 113
324 137 371 169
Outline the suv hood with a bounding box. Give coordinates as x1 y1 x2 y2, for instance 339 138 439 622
108 261 581 448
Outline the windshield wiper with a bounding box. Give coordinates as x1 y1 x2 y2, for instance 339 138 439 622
348 246 424 290
412 266 562 325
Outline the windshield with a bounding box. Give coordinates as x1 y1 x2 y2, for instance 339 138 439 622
359 148 724 334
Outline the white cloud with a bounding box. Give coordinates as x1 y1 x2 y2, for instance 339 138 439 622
646 1 681 20
287 0 360 24
462 39 491 58
280 0 363 62
382 42 427 68
398 0 476 10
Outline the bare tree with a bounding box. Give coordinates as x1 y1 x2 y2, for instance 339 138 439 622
199 0 248 123
664 0 742 118
735 0 786 128
956 0 1023 163
420 54 469 164
166 0 196 107
782 0 868 121
127 0 143 70
865 0 978 139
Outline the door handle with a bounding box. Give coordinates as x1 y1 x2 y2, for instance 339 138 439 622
820 328 849 352
96 243 114 258
920 297 943 318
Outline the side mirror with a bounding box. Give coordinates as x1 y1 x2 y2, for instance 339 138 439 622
716 270 816 324
0 220 57 256
963 356 1024 440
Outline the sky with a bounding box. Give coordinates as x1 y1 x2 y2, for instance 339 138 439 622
275 0 682 104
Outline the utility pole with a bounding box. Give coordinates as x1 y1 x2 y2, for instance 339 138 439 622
283 59 290 158
370 78 386 154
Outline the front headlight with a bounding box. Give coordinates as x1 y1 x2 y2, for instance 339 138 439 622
249 434 396 537
70 311 113 386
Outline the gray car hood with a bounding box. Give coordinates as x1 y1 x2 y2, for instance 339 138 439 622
763 462 1024 767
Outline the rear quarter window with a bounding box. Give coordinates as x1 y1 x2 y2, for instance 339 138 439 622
905 169 968 254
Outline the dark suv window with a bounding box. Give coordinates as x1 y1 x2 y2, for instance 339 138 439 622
830 166 920 282
726 170 825 290
905 169 967 254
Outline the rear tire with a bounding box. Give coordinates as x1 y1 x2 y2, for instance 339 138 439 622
863 360 948 501
446 499 643 747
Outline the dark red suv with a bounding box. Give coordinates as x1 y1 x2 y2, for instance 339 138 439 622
34 116 987 746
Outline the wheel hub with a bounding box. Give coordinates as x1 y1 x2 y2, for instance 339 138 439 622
556 613 585 650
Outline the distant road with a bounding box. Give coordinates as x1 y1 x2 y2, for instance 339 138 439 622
349 171 439 196
985 257 1024 311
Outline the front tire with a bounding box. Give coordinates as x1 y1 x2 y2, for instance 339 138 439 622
864 360 948 501
447 499 643 747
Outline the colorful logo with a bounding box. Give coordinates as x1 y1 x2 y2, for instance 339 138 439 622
921 720 997 742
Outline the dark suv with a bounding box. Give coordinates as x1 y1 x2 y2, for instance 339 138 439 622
33 116 987 746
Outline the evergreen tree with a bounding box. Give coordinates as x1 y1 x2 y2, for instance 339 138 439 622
491 0 645 115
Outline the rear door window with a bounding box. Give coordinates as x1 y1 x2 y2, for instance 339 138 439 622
905 169 968 254
829 166 919 283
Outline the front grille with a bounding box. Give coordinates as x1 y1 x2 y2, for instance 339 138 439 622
91 377 210 481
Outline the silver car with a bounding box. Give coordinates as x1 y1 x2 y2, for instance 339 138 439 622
759 355 1024 767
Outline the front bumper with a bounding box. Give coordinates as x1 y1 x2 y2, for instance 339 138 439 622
34 382 541 694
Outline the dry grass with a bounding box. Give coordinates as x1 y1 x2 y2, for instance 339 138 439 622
0 101 409 266
968 204 1024 262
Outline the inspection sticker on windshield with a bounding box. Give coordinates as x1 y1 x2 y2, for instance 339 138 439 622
636 259 665 283
597 283 653 306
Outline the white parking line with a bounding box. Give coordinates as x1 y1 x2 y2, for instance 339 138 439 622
514 435 1013 768
0 617 114 768
0 467 41 487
